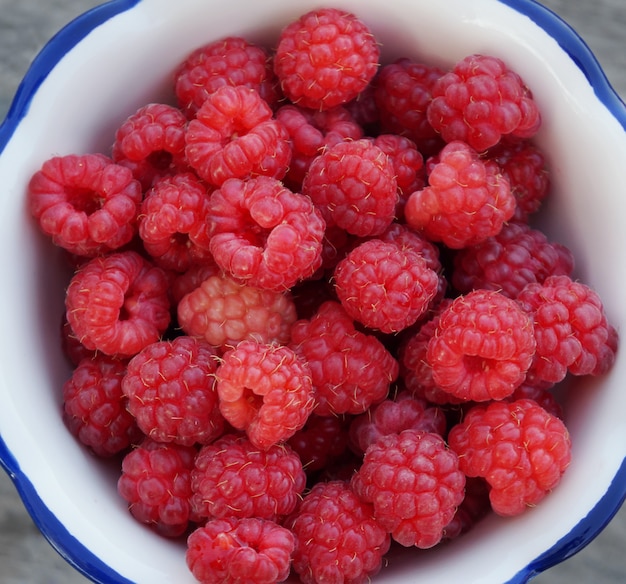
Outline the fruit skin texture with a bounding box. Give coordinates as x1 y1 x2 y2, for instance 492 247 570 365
334 238 440 334
28 153 141 257
190 434 306 522
290 301 399 416
186 517 295 584
404 140 515 249
287 480 391 584
426 289 536 402
122 336 224 446
65 250 171 358
117 438 199 538
448 399 572 516
351 429 465 548
215 340 316 450
302 138 398 237
207 176 326 291
274 7 380 110
176 273 297 353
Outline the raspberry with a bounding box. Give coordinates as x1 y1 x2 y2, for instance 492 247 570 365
448 399 572 516
404 140 516 248
275 104 363 188
351 429 465 548
61 314 96 366
207 176 325 291
516 275 619 384
426 289 536 402
170 261 222 306
215 340 315 450
62 355 141 458
348 391 447 456
274 7 380 110
190 434 306 521
177 273 297 352
186 517 295 584
287 480 390 584
427 54 542 151
506 382 563 420
138 172 213 272
334 238 439 334
122 336 224 446
302 138 398 237
117 438 198 537
28 153 141 257
65 250 171 358
184 85 291 187
174 36 280 118
373 58 445 146
451 222 575 298
442 477 491 540
111 103 189 190
290 301 399 416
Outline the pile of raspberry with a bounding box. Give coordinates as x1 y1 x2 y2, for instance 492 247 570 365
28 7 618 584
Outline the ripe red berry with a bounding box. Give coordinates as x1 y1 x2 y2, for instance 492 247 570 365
274 7 380 110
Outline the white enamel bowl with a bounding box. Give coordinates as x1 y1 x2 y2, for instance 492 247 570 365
0 0 625 582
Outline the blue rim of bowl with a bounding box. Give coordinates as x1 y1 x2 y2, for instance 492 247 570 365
0 1 625 583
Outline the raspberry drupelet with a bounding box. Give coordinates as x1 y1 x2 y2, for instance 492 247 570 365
404 140 516 249
351 429 466 548
274 7 380 111
186 517 295 584
289 300 399 416
28 153 142 257
448 399 572 516
65 250 171 358
287 480 391 584
122 336 224 446
426 289 536 402
184 85 291 187
207 176 326 291
117 438 199 538
215 340 316 450
302 138 398 237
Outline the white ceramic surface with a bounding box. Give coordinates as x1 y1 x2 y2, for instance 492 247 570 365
0 0 625 582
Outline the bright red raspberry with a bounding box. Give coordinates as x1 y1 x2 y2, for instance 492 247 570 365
352 429 465 548
117 438 199 538
190 434 306 521
215 340 315 450
186 517 295 584
65 251 171 358
302 139 398 237
516 275 619 384
404 141 515 248
184 85 291 186
374 58 445 146
487 138 551 222
174 36 280 118
290 301 399 416
28 153 141 257
274 7 379 110
122 336 223 446
287 480 390 584
443 477 491 540
170 261 222 306
506 382 564 420
111 102 189 190
177 273 297 352
334 238 439 334
452 222 575 298
275 104 364 188
207 176 325 291
349 391 447 456
138 172 213 272
427 289 536 402
448 399 572 516
62 355 141 458
427 54 541 151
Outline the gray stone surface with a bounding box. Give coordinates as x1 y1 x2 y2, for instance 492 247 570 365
0 0 624 582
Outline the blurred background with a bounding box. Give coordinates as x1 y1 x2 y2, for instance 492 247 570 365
0 1 624 582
